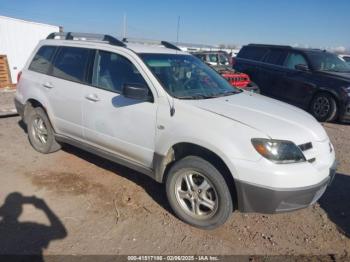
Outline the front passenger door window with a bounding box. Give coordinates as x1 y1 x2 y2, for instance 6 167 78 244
284 53 308 70
92 50 148 93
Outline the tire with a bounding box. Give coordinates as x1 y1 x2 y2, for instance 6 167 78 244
310 93 337 122
165 156 233 229
27 107 61 154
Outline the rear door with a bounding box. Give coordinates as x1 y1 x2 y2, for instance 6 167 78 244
234 46 268 88
82 49 157 168
280 51 314 107
259 49 288 98
40 46 91 140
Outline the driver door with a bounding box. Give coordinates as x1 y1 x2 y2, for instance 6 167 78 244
82 50 157 167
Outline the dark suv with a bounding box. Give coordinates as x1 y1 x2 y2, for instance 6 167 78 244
234 44 350 122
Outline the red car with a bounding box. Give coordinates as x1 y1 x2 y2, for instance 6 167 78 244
192 51 259 92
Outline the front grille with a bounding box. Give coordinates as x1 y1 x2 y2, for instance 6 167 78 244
308 158 316 163
299 142 313 151
298 142 315 163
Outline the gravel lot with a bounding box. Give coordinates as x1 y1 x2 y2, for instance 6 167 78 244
0 105 349 258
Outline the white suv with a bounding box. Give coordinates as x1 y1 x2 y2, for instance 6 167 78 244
15 32 336 229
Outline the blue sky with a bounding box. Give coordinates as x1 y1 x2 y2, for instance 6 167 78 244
1 0 349 50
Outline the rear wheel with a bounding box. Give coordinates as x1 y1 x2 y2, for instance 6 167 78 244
310 93 337 122
27 107 61 154
166 156 233 229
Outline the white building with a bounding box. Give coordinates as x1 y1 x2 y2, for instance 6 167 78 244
0 16 60 84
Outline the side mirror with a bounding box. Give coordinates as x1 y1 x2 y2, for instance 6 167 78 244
295 64 309 71
122 84 151 101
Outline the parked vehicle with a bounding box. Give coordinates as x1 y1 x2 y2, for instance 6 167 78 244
193 51 259 92
234 44 350 122
339 54 350 65
15 33 336 229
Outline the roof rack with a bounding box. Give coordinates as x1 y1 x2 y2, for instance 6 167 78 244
122 38 181 51
46 32 126 47
248 43 292 49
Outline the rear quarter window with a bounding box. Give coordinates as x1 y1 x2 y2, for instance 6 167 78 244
237 46 268 61
263 49 288 65
28 46 57 74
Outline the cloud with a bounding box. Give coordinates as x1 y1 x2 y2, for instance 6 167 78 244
329 46 348 54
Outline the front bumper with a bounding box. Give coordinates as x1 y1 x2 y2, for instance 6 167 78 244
236 160 337 213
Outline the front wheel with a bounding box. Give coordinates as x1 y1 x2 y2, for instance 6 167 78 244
310 93 337 122
166 156 233 229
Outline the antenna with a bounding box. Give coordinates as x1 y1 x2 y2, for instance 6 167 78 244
123 13 127 38
176 16 180 45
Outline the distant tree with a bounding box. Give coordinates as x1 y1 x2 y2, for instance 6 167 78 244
218 44 240 50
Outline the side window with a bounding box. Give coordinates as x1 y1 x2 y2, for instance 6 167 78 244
237 46 268 61
219 54 229 65
52 46 90 83
92 50 147 93
208 54 218 63
263 49 288 65
29 46 56 74
284 52 308 70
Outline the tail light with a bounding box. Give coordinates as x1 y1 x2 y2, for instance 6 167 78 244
17 71 22 83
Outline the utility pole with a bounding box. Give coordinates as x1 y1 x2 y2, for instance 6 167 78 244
176 16 180 45
123 13 127 38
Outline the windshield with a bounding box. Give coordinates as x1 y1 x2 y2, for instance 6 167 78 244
140 54 240 99
307 52 350 72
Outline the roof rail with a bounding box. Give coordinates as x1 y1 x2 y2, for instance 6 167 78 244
122 38 181 51
160 41 182 51
248 43 292 49
46 32 126 47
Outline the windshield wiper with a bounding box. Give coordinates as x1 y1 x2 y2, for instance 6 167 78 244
175 90 241 100
175 94 210 100
206 90 241 98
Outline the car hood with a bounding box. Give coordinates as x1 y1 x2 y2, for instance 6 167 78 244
182 92 328 144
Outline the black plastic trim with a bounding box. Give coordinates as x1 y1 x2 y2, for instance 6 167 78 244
14 98 25 119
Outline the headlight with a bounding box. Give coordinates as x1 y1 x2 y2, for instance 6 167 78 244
251 138 306 164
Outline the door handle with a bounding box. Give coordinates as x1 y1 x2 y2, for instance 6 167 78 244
42 82 54 89
85 94 100 102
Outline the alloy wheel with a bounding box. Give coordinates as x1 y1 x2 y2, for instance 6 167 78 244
31 116 48 144
313 96 330 118
174 171 218 219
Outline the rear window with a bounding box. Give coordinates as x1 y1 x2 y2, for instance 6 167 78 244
29 46 57 74
52 46 90 83
263 49 288 65
237 46 268 61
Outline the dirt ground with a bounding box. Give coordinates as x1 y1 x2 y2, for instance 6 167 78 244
0 113 349 258
0 89 17 116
